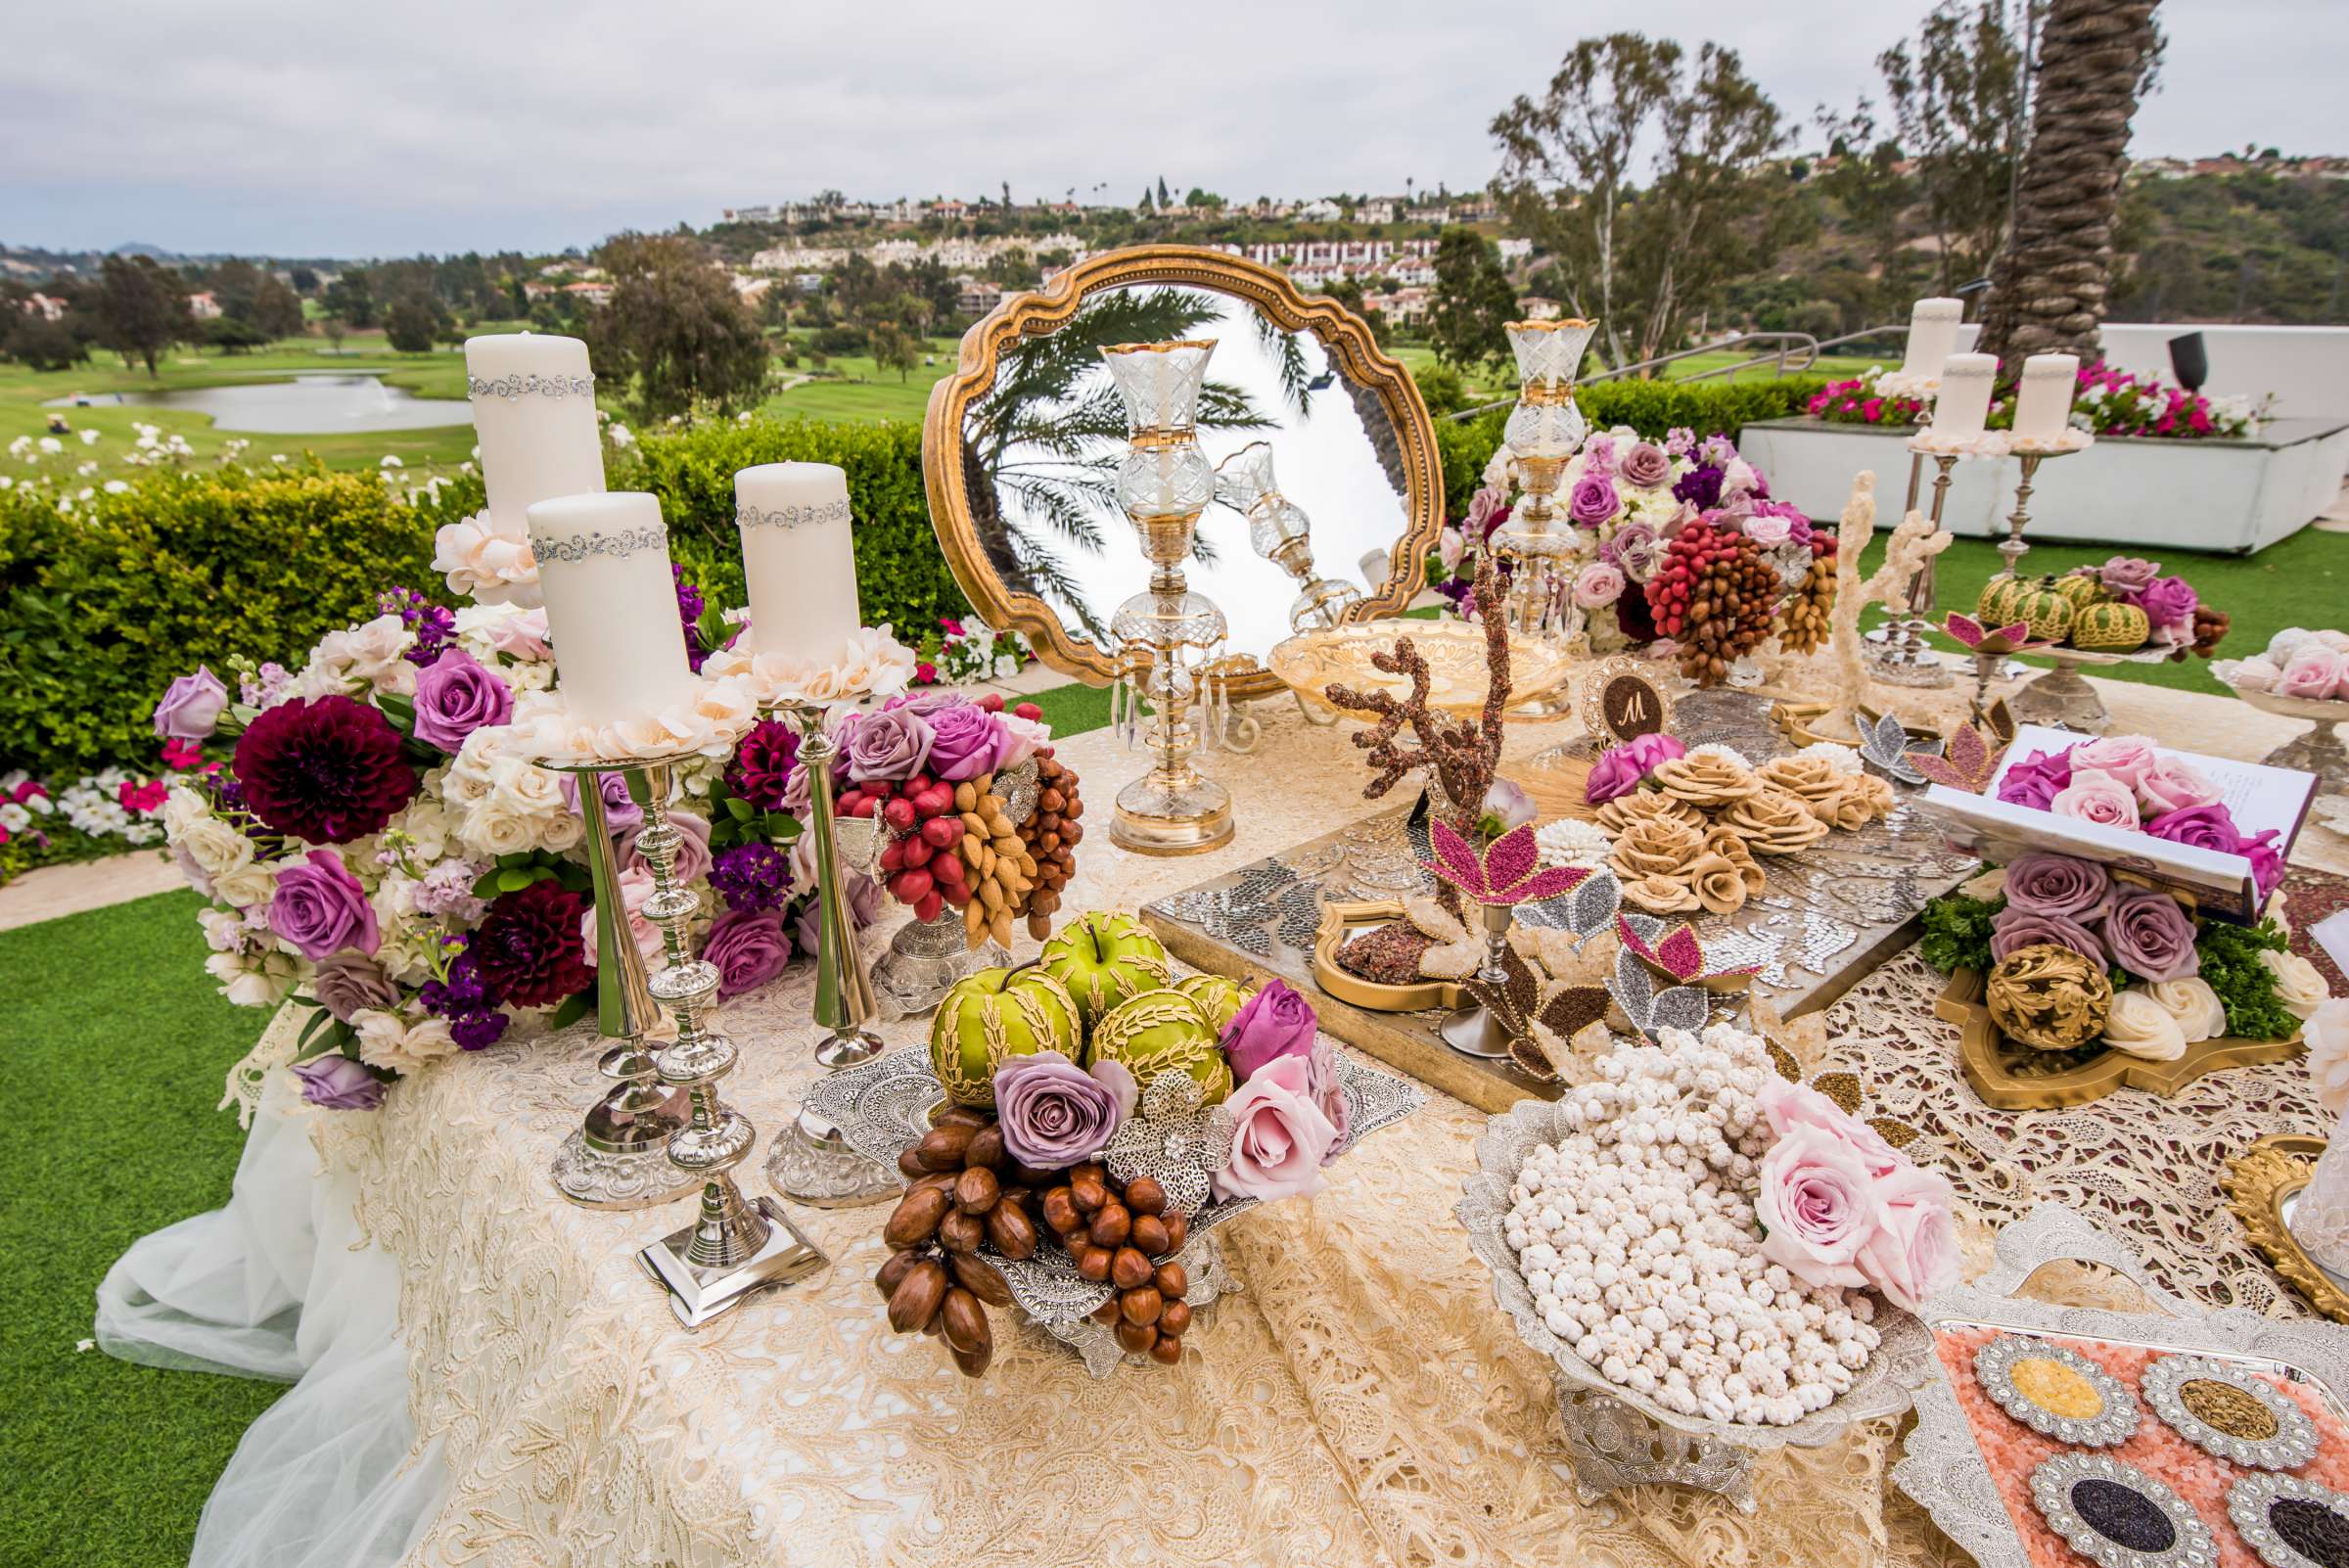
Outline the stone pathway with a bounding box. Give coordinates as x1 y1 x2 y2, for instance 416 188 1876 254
0 851 183 934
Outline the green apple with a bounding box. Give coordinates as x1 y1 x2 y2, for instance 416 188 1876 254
1174 973 1257 1035
1089 989 1232 1106
928 965 1082 1108
1036 911 1171 1040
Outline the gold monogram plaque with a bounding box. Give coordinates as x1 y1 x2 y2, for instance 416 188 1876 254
1580 657 1673 748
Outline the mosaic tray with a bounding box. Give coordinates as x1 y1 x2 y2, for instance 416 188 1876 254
1140 689 1978 1113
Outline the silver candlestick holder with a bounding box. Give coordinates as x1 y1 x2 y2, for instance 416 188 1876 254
631 761 827 1329
538 759 696 1212
1868 450 1960 688
1439 903 1517 1060
760 701 898 1208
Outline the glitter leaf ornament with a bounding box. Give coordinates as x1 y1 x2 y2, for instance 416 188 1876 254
1614 911 1768 985
1943 612 2055 658
1607 945 1712 1041
1907 720 2009 794
1518 865 1622 945
1420 820 1593 906
1462 940 1611 1056
1859 710 1938 787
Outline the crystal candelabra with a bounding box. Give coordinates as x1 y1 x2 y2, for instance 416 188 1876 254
1488 318 1598 654
1214 439 1362 632
1101 340 1235 855
760 700 898 1207
630 763 827 1329
542 760 697 1211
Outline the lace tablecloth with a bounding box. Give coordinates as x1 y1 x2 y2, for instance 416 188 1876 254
260 672 2342 1568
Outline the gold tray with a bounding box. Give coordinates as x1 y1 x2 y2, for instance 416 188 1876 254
2224 1133 2349 1322
1936 967 2304 1110
1310 899 1466 1014
1269 620 1573 721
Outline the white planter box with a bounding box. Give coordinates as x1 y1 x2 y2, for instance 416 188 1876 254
1737 417 2349 554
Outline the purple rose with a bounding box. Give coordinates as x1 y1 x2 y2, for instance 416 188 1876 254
2101 886 2200 982
619 808 711 887
561 768 643 833
882 689 964 716
312 951 399 1023
1567 474 1621 528
2098 555 2161 597
154 666 230 741
1584 731 1687 806
925 701 1002 783
2138 576 2199 641
2001 852 2112 923
292 1054 387 1111
1618 442 1673 489
704 906 793 999
1608 521 1664 583
794 870 882 953
2145 805 2284 899
1992 906 2106 966
1996 746 2075 811
269 849 379 959
1222 979 1321 1081
410 647 513 753
841 707 934 783
993 1049 1134 1167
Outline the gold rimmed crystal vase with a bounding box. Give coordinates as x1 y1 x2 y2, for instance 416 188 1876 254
1490 318 1599 656
1102 339 1235 855
1215 439 1363 633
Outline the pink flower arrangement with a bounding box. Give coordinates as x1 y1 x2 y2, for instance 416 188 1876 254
1996 734 2285 900
1753 1080 1958 1310
1811 362 2258 440
1584 732 1688 805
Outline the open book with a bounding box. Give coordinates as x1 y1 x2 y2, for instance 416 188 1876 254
1916 724 2317 922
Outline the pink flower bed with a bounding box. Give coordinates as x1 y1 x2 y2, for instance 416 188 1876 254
1933 1324 2349 1568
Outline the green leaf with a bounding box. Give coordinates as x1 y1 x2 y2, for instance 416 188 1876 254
471 867 507 899
495 866 539 893
724 796 755 822
763 812 803 842
549 990 592 1032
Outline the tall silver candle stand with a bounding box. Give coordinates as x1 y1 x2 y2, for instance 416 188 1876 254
540 760 696 1211
760 701 898 1208
631 761 827 1329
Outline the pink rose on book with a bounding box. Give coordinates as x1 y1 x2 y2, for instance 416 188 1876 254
2069 736 2159 790
2050 770 2141 831
2137 754 2221 814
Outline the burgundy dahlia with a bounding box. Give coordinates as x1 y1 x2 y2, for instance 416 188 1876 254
468 880 595 1008
725 718 801 810
232 695 419 845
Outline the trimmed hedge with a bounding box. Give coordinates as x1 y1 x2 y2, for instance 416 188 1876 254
621 418 969 643
1434 376 1829 518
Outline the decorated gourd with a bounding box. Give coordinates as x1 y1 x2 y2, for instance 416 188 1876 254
2071 601 2151 653
1037 912 1172 1038
1088 990 1232 1105
2008 581 2076 643
1976 576 2032 626
928 966 1082 1107
1174 973 1257 1034
2051 574 2106 611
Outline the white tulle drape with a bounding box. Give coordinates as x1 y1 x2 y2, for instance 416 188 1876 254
95 1072 449 1568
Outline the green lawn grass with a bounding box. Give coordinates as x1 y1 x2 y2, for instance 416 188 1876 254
0 888 282 1568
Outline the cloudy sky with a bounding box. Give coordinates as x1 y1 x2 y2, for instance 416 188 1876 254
1 0 2328 258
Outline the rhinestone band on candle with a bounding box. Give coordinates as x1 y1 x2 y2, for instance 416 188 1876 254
736 499 852 530
467 372 597 400
533 525 668 564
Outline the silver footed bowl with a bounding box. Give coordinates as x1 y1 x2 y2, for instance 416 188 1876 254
1457 1094 1937 1452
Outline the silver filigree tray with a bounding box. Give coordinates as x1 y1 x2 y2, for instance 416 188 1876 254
1457 1092 1938 1504
1893 1206 2349 1568
805 1047 1426 1374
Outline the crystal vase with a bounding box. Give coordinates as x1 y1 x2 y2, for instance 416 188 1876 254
1215 439 1363 632
1102 340 1234 854
1490 318 1600 655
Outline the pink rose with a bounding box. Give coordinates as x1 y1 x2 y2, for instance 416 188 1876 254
1741 512 1793 548
1571 561 1626 609
485 606 553 661
1755 1125 1878 1291
1856 1165 1959 1312
2070 736 2159 790
2280 647 2348 701
1756 1078 1900 1177
2137 754 2221 814
1212 1054 1341 1202
2050 770 2141 831
1584 732 1687 806
1222 979 1319 1081
1308 1038 1350 1162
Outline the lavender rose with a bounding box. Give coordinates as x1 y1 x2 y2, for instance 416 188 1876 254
620 807 711 887
292 1054 387 1111
410 647 514 752
882 689 966 716
312 951 400 1023
1222 979 1320 1081
2098 555 2161 597
841 707 934 783
924 701 1003 783
269 850 379 959
704 907 793 1000
993 1048 1133 1167
1608 521 1664 583
2001 852 2112 923
561 768 643 833
1996 746 2074 811
2138 576 2200 640
153 666 230 741
1992 905 2106 966
1617 442 1673 489
2101 886 2201 982
1567 473 1621 528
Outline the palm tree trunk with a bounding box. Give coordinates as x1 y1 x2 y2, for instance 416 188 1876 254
1976 0 2160 363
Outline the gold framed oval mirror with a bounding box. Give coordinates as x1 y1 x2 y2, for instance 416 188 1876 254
921 245 1443 701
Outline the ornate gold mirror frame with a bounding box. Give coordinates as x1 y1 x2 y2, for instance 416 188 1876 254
921 244 1444 701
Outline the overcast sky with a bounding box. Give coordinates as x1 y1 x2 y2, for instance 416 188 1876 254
1 0 2331 258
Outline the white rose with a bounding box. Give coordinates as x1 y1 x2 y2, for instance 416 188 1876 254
433 510 542 608
304 614 417 698
2143 978 2228 1043
352 1009 461 1076
176 813 255 882
2260 948 2333 1020
457 787 543 858
213 860 280 911
161 784 212 839
496 760 583 852
441 728 510 808
2309 998 2349 1116
207 948 299 1007
197 907 250 953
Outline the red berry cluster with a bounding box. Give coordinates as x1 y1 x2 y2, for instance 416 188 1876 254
833 696 1049 929
1641 521 1780 685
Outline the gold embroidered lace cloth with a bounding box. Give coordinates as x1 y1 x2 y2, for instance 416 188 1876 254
252 673 2341 1568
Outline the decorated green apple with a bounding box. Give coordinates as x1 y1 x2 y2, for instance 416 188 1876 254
927 965 1082 1108
1174 973 1257 1035
1088 989 1232 1105
1036 911 1171 1038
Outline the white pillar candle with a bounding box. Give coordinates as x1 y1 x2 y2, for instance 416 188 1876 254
466 333 606 536
735 461 861 660
2012 353 2081 443
1899 298 1965 380
1929 352 1999 439
525 491 699 725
